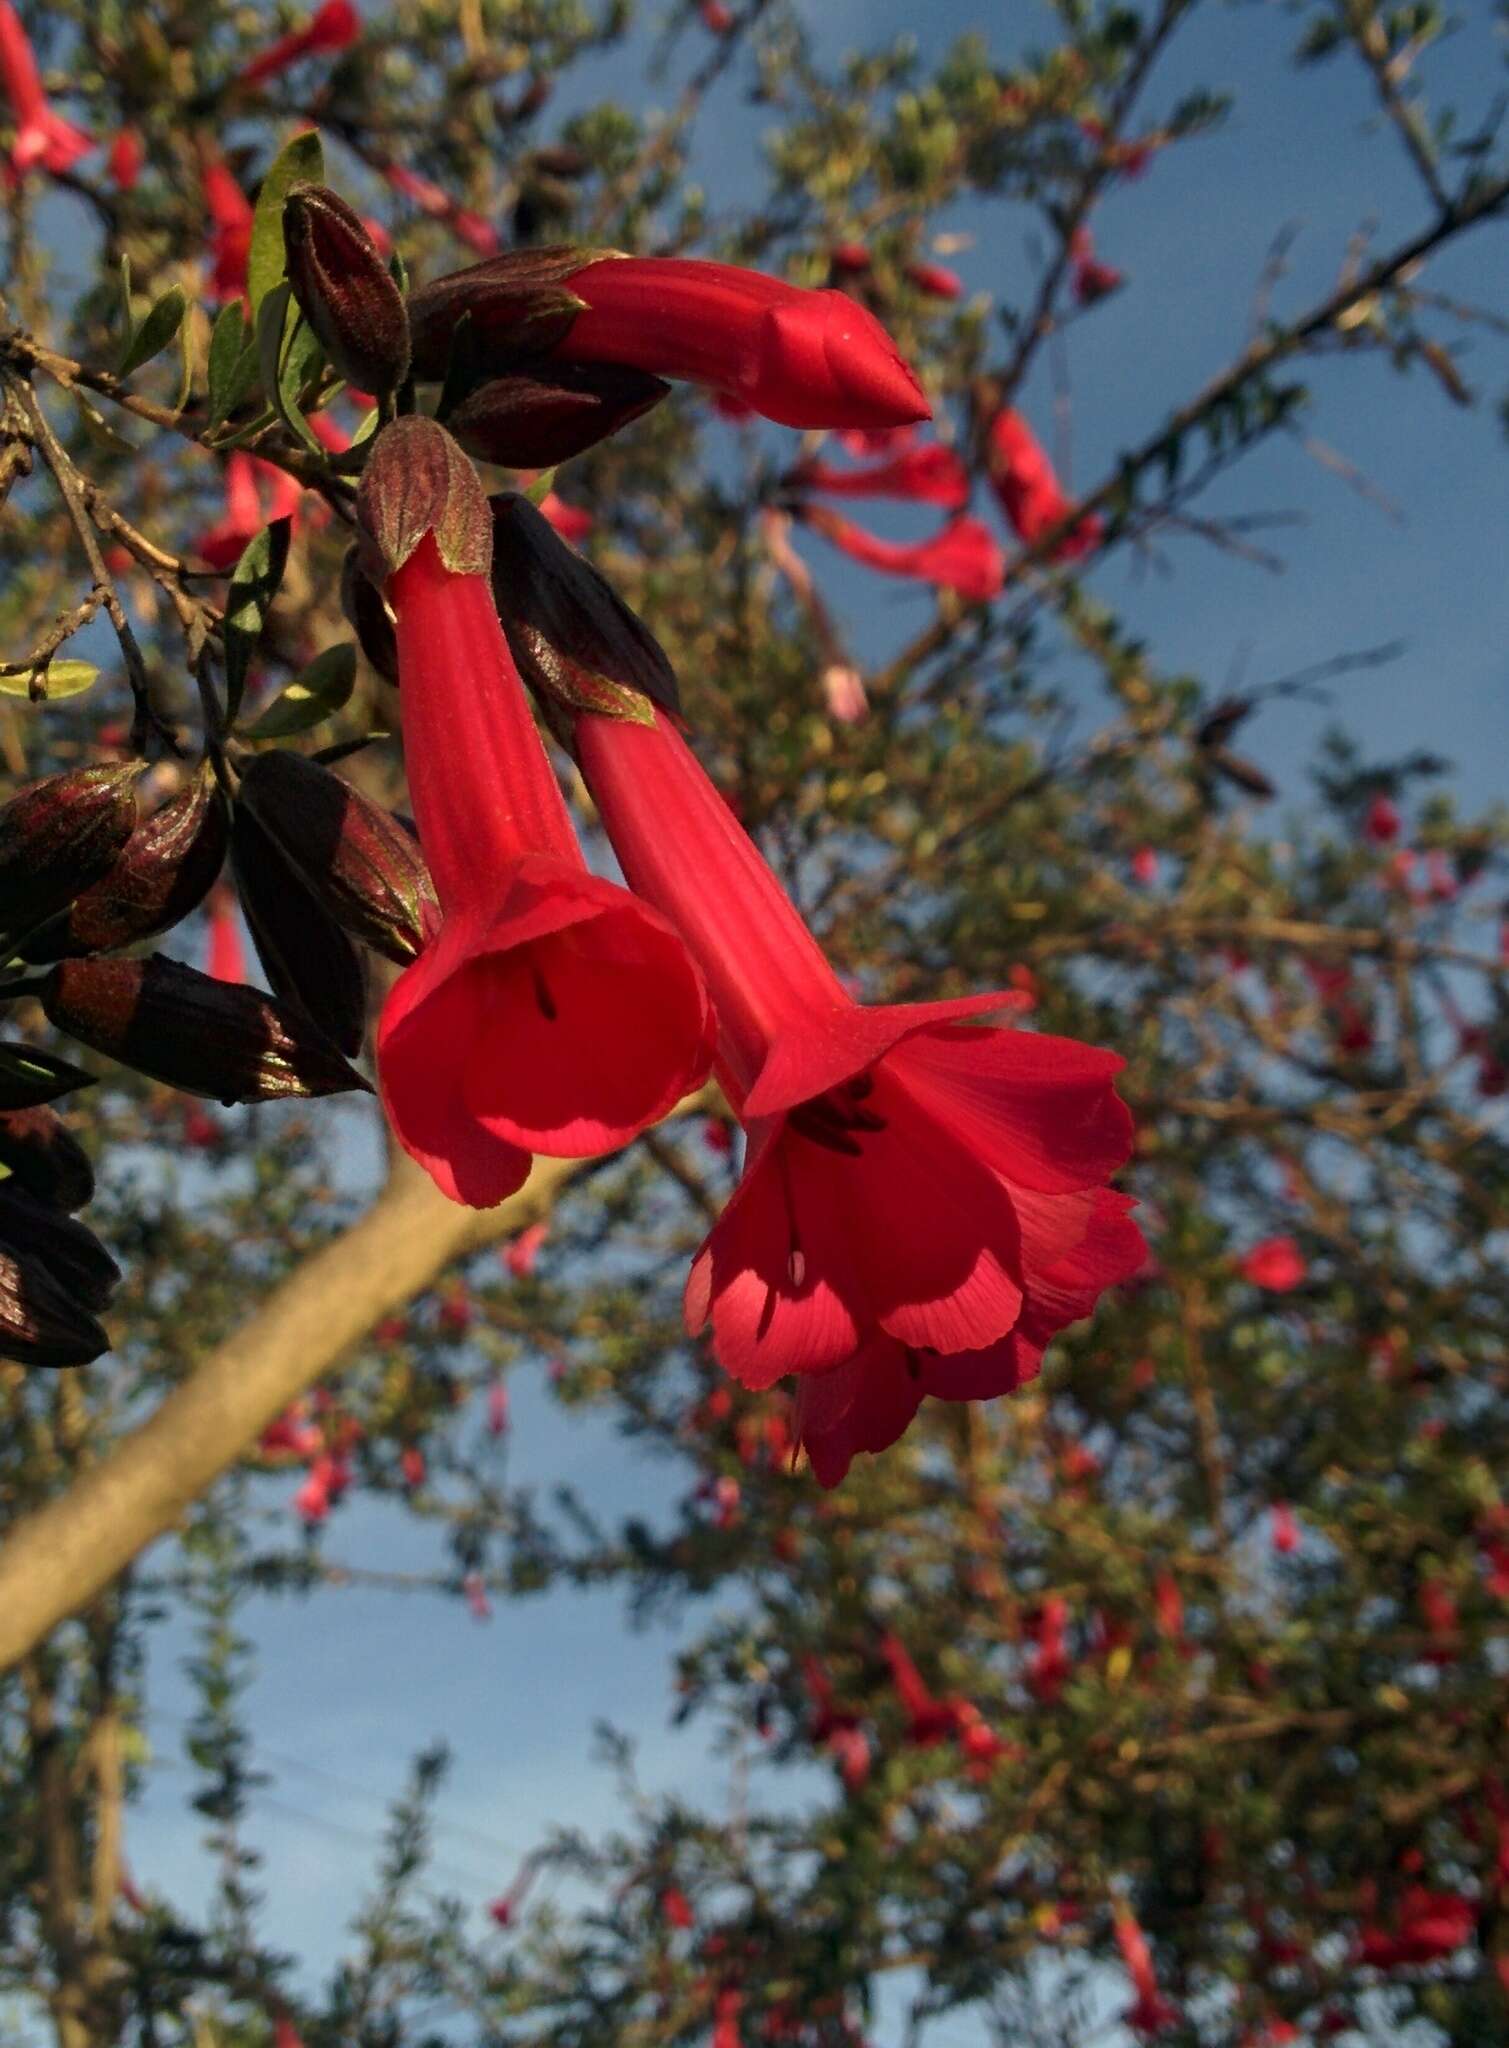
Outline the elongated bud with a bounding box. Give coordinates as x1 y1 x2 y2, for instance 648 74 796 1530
406 246 612 380
23 765 230 961
0 1105 94 1210
0 764 142 941
356 415 491 582
488 491 680 735
231 809 369 1058
40 956 370 1102
0 1246 109 1368
446 363 668 468
341 547 400 684
0 1183 119 1313
237 751 438 965
284 183 412 398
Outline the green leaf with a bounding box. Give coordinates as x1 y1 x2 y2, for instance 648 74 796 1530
239 645 357 738
524 467 557 506
117 251 132 335
0 660 101 702
255 283 324 454
247 128 325 318
206 304 259 429
0 1043 97 1110
118 284 188 377
224 517 293 725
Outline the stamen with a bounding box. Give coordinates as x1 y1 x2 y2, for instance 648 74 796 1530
788 1247 807 1287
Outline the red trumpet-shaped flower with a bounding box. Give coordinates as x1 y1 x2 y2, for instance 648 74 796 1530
1357 1887 1475 1969
572 705 1142 1478
1239 1234 1305 1292
197 452 303 569
787 442 970 509
801 506 1005 602
986 407 1102 562
0 1 90 177
553 256 931 430
1115 1907 1181 2035
235 0 360 89
203 158 254 303
360 423 714 1207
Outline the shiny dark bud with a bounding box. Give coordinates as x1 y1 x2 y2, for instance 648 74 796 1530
406 246 608 381
284 184 411 398
238 751 438 966
341 548 399 685
23 765 229 962
0 763 142 942
40 955 370 1103
446 363 668 469
355 415 492 582
0 1106 94 1210
0 1183 119 1314
0 1246 109 1368
488 491 681 737
231 809 369 1058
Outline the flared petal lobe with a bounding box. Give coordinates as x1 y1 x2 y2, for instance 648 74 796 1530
378 854 714 1195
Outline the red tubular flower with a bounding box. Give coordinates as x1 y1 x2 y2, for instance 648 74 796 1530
661 1884 695 1928
505 1219 548 1278
986 408 1102 562
801 506 1005 602
205 887 248 984
1358 1887 1475 1968
1028 1593 1072 1703
787 442 970 509
203 158 254 303
879 1631 964 1746
1239 1235 1305 1292
361 424 714 1207
1115 1907 1181 2035
198 453 303 569
1271 1501 1298 1555
539 490 593 542
235 0 360 89
107 127 144 191
571 705 1141 1478
0 1 91 176
905 259 963 301
553 256 931 429
1068 225 1123 305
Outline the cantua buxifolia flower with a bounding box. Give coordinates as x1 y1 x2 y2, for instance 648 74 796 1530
406 247 931 431
786 441 970 509
0 1 91 177
356 418 714 1207
985 405 1103 562
234 0 360 90
202 158 254 303
488 493 1141 1478
800 505 1005 603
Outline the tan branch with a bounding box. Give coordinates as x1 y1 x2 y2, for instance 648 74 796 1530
0 1149 590 1675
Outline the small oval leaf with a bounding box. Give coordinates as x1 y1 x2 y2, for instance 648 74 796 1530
0 661 101 702
118 284 188 378
240 644 357 738
248 129 326 318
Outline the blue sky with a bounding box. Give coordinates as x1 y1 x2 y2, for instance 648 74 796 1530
34 0 1509 2041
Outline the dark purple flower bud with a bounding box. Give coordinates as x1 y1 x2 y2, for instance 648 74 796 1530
23 765 230 961
355 415 492 583
237 750 438 965
284 183 411 398
231 808 369 1058
341 547 399 685
0 1183 118 1313
446 362 668 469
0 1246 109 1368
488 490 681 736
0 764 142 941
0 1105 94 1210
39 955 370 1102
405 245 605 381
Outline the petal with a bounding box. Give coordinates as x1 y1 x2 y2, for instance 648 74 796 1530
685 1122 862 1386
460 863 714 1154
894 1023 1134 1193
1011 1184 1146 1347
743 990 1028 1121
798 1338 927 1487
377 939 532 1207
